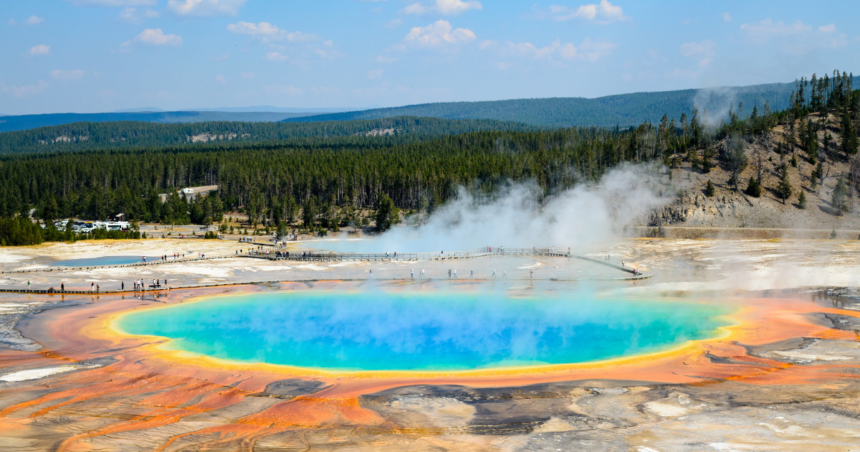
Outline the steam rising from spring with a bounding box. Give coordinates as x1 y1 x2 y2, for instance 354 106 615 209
326 164 669 253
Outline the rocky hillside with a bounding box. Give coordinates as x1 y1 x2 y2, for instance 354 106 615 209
650 112 859 230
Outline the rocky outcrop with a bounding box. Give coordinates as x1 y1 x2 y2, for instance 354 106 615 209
648 203 689 226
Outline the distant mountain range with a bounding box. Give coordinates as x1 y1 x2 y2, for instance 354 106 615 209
113 106 363 113
0 111 319 133
2 76 856 133
284 78 860 128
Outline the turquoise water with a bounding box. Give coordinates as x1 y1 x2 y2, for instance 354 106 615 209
116 291 733 371
56 256 158 267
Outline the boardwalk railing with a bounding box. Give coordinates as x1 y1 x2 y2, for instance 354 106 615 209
244 246 512 262
0 254 237 275
243 246 643 276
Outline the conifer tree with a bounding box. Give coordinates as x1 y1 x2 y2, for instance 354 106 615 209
745 177 761 198
374 193 399 232
842 109 859 156
777 164 792 204
832 173 848 214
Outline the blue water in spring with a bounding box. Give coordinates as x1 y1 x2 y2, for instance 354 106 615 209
116 291 733 371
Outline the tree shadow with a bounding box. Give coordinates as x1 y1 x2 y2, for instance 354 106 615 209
818 203 841 216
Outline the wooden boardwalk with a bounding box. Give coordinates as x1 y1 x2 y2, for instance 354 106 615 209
0 246 649 295
245 247 644 276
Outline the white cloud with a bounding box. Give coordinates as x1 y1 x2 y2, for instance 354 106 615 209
227 21 279 36
499 38 615 62
315 48 344 59
25 16 45 25
9 19 17 26
214 53 229 61
403 4 428 14
215 74 226 84
367 69 384 79
265 85 303 96
63 0 156 6
10 80 49 97
128 28 183 46
386 18 402 28
578 38 617 60
226 21 318 43
399 20 476 51
376 55 398 63
740 18 846 50
679 39 714 57
240 71 255 78
740 18 811 41
119 7 159 23
51 70 85 80
680 40 714 67
544 0 628 24
266 51 288 61
28 44 51 56
404 0 482 15
504 40 577 60
722 12 732 22
478 39 497 49
167 0 247 16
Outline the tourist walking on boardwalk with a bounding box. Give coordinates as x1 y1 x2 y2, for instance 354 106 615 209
411 269 414 279
470 270 474 278
369 270 374 279
492 269 496 278
121 281 124 291
27 281 31 292
530 270 533 279
421 269 425 278
448 269 452 278
453 270 458 279
503 270 506 278
91 282 94 292
61 282 64 293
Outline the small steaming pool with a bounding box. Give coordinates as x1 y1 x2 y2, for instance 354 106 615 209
116 291 734 371
55 256 159 267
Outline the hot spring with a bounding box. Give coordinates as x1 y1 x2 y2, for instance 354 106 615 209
115 291 734 372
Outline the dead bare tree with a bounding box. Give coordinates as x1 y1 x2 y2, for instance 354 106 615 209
754 132 770 184
819 132 832 196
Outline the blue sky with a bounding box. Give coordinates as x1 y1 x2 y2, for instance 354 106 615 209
1 0 858 115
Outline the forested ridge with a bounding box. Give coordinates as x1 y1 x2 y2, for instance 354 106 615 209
1 70 858 246
285 76 858 128
0 116 534 155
